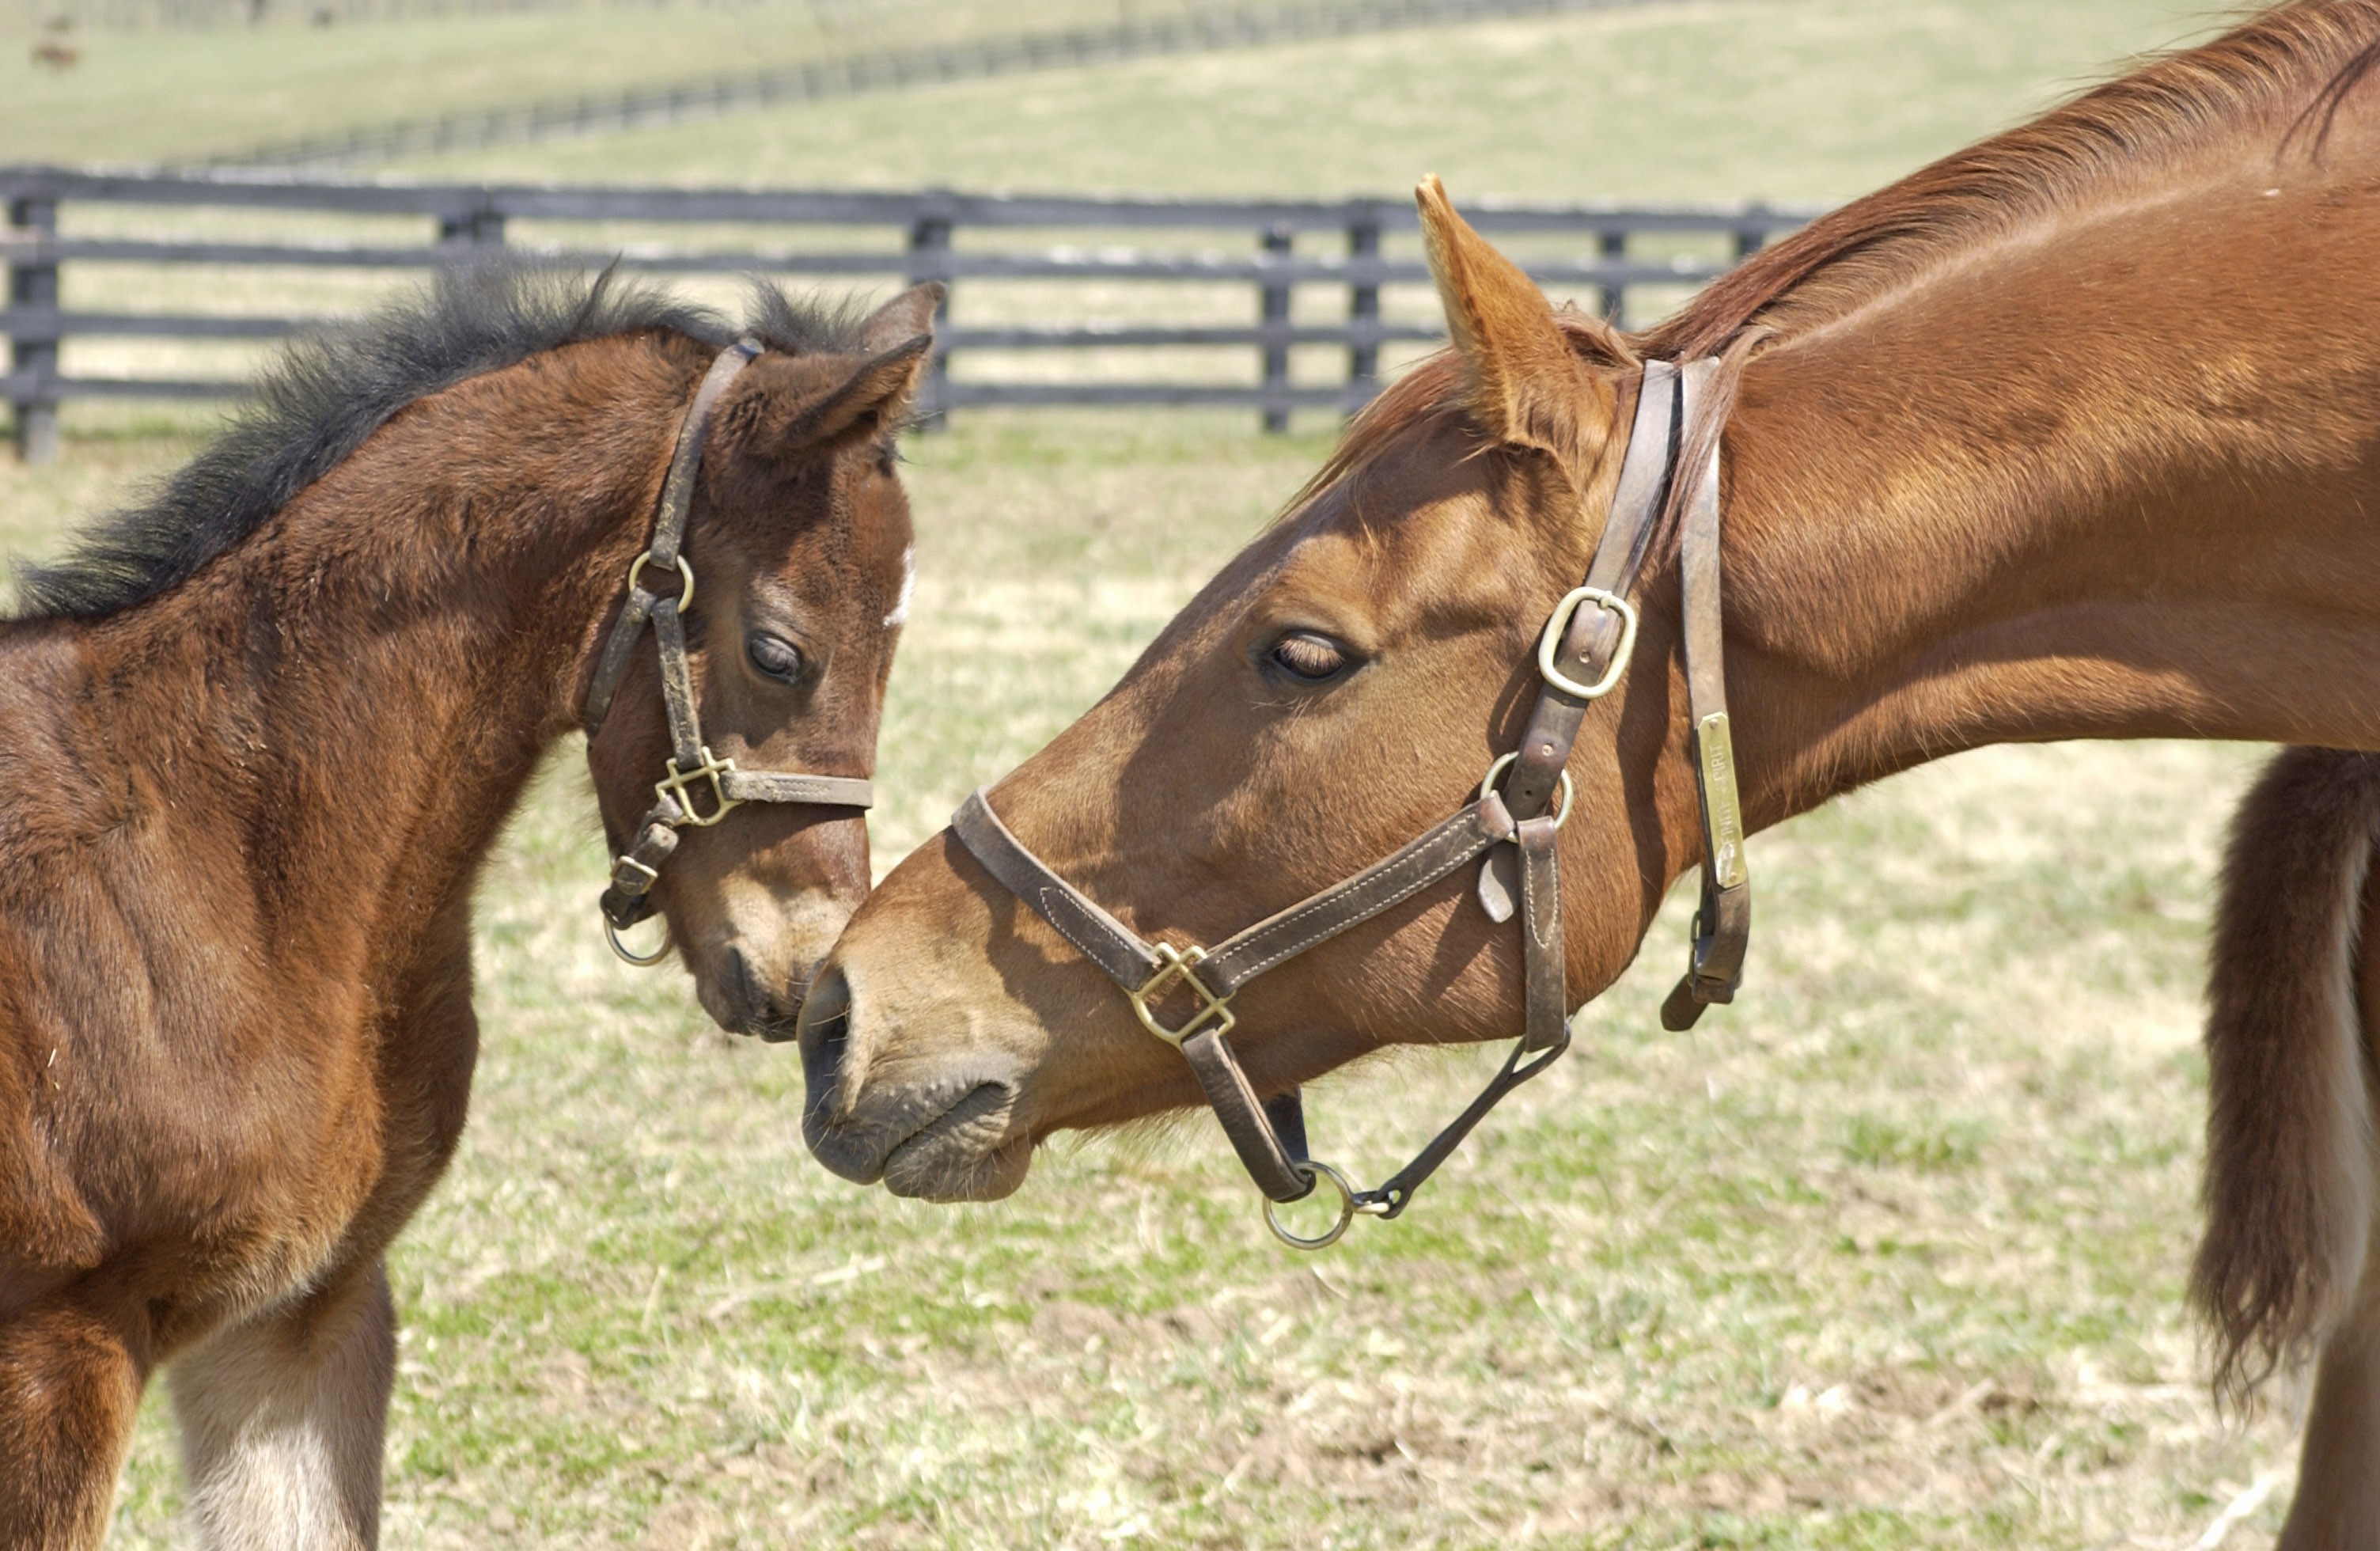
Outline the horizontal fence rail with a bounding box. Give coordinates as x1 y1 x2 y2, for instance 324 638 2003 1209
1 166 1817 460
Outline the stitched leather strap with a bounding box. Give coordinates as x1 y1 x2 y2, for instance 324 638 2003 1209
952 787 1522 1205
585 339 760 736
1503 362 1681 820
1181 1027 1313 1201
721 772 875 807
1359 814 1569 1215
1199 796 1514 994
952 790 1160 990
1662 352 1755 1029
953 787 1516 1001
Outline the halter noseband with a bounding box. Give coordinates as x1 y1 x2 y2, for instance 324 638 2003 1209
584 339 875 966
953 355 1753 1249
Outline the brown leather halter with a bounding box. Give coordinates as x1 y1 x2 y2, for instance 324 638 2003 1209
585 339 875 965
953 355 1753 1248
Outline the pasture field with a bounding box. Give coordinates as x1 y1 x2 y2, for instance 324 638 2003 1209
0 0 1174 165
0 0 2310 1544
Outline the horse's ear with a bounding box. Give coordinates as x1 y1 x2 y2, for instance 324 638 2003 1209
854 283 943 355
1416 175 1616 461
716 334 933 463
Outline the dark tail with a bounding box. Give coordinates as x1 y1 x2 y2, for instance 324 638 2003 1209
2192 747 2380 1405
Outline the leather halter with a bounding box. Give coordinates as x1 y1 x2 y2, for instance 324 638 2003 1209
953 356 1754 1248
584 339 875 965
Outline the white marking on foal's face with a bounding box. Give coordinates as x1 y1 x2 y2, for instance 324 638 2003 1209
884 546 915 629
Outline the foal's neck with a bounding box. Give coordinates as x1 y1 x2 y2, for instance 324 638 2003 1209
70 335 696 956
1719 154 2380 833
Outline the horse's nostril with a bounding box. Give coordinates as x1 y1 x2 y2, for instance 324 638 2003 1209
798 962 855 1119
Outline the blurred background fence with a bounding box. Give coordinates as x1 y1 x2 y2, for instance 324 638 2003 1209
0 165 1813 461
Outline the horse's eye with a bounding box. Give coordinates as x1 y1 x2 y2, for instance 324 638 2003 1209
1268 631 1351 683
748 632 805 683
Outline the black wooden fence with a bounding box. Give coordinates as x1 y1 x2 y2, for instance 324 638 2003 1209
1 167 1813 461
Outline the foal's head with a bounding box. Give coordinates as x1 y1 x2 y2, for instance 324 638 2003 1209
583 286 937 1039
798 187 1708 1200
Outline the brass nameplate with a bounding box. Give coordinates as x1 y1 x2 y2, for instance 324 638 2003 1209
1696 712 1747 891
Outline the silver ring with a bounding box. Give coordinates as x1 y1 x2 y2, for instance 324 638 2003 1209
604 915 671 967
1264 1160 1359 1251
1478 753 1572 830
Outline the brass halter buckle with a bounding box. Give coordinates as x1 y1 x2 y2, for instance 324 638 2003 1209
1131 943 1236 1047
656 746 741 826
1537 586 1639 700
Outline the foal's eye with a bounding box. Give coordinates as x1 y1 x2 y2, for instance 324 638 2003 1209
747 633 805 683
1267 631 1352 683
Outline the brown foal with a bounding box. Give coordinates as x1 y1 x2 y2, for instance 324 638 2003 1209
0 267 933 1548
802 3 2380 1540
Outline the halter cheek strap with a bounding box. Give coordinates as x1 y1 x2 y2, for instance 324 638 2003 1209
585 339 874 969
953 350 1755 1248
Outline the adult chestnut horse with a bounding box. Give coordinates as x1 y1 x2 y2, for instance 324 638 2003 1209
803 3 2380 1541
0 266 934 1547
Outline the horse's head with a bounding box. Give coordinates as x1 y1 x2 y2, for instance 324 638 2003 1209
798 188 1713 1201
585 286 937 1041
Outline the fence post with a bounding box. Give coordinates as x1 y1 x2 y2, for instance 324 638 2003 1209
1258 220 1292 434
6 195 59 465
1345 206 1381 411
436 203 506 253
907 199 955 430
1597 228 1627 325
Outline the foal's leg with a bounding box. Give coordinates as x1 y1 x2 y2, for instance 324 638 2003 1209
0 1303 144 1549
169 1258 395 1551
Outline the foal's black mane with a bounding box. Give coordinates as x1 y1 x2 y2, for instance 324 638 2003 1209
14 263 866 621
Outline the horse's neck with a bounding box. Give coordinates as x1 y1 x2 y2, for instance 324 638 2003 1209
1719 161 2380 833
59 345 682 958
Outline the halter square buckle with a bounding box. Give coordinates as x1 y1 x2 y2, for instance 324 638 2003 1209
1131 943 1235 1048
657 746 741 827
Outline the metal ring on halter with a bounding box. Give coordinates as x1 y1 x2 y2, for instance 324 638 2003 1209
1479 753 1572 830
627 552 696 612
604 916 671 966
1264 1160 1359 1251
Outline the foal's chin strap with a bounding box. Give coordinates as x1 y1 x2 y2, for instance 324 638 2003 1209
583 339 874 968
952 352 1754 1248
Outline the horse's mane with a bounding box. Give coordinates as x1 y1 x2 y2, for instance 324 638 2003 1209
1645 0 2380 358
1308 0 2380 498
14 262 867 621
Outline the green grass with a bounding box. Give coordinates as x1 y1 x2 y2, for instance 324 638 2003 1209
380 0 2223 203
0 0 1207 164
0 0 2309 1544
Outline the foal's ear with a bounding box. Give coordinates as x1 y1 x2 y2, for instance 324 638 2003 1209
854 283 944 354
1416 175 1618 463
715 334 934 464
